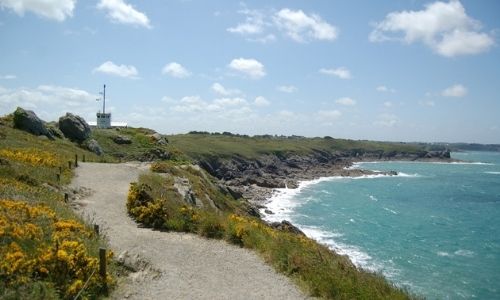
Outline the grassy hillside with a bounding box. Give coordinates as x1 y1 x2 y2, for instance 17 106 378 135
167 133 425 159
0 117 116 299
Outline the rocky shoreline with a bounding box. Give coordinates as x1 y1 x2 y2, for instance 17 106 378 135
197 149 453 212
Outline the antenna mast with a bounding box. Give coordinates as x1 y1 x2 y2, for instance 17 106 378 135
102 84 106 114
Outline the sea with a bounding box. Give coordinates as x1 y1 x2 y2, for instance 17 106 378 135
262 152 500 299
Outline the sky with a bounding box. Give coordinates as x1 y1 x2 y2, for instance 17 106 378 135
0 0 499 143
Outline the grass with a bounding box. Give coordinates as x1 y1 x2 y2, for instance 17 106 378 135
126 164 419 299
90 128 189 163
0 116 117 299
167 133 426 160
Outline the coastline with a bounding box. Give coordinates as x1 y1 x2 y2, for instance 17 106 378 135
235 158 456 271
235 157 454 206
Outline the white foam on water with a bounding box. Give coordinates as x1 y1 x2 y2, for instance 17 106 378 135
485 171 500 175
369 195 378 201
437 251 452 257
454 249 475 257
383 207 399 215
259 174 407 283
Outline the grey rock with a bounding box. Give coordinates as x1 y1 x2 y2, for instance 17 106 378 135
12 107 53 139
58 113 91 142
86 139 103 156
113 135 132 145
270 220 305 236
47 125 64 139
149 133 169 145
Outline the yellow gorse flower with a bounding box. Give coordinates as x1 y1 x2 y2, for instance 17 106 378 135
0 199 104 297
0 148 58 167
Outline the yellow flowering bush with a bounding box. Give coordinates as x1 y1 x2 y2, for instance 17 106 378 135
0 148 58 167
0 199 109 299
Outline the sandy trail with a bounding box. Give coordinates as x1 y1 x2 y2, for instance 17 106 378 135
70 162 306 300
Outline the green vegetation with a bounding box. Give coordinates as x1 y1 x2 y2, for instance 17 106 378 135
90 128 189 162
167 133 425 160
0 118 117 299
126 163 417 299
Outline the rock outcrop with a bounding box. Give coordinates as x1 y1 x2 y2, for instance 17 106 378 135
58 113 91 142
148 133 169 145
86 139 103 156
113 135 132 145
12 107 53 139
270 220 305 236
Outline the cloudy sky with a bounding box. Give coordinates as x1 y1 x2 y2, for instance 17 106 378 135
1 0 499 143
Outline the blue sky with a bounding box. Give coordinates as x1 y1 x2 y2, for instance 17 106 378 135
1 0 499 143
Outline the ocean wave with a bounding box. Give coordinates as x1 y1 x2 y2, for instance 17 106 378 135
485 171 500 175
299 225 376 269
454 249 475 257
437 251 452 257
369 195 378 201
383 207 399 215
434 161 494 165
436 249 475 258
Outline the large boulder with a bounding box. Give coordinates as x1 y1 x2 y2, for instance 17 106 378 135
58 113 91 142
13 107 53 139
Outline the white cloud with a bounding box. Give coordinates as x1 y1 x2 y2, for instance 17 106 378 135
213 97 247 107
254 96 270 107
374 113 398 127
370 0 494 57
93 61 139 78
319 67 352 79
170 95 251 114
0 0 75 21
274 8 338 42
97 0 151 29
228 58 266 79
335 97 356 106
383 101 393 108
376 85 396 93
227 9 266 35
211 83 240 96
0 74 16 80
441 84 467 97
277 85 298 93
162 62 191 78
0 85 99 121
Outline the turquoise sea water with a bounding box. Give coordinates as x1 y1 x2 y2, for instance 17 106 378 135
263 152 500 299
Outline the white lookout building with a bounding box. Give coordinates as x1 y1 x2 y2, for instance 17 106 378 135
96 84 111 129
90 84 127 128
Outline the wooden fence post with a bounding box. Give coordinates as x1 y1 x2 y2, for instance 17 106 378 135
64 193 68 203
99 248 108 294
56 173 60 182
83 154 86 162
75 154 78 167
94 224 99 235
99 248 106 277
68 161 72 169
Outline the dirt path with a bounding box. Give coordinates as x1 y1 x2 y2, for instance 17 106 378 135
70 162 307 300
